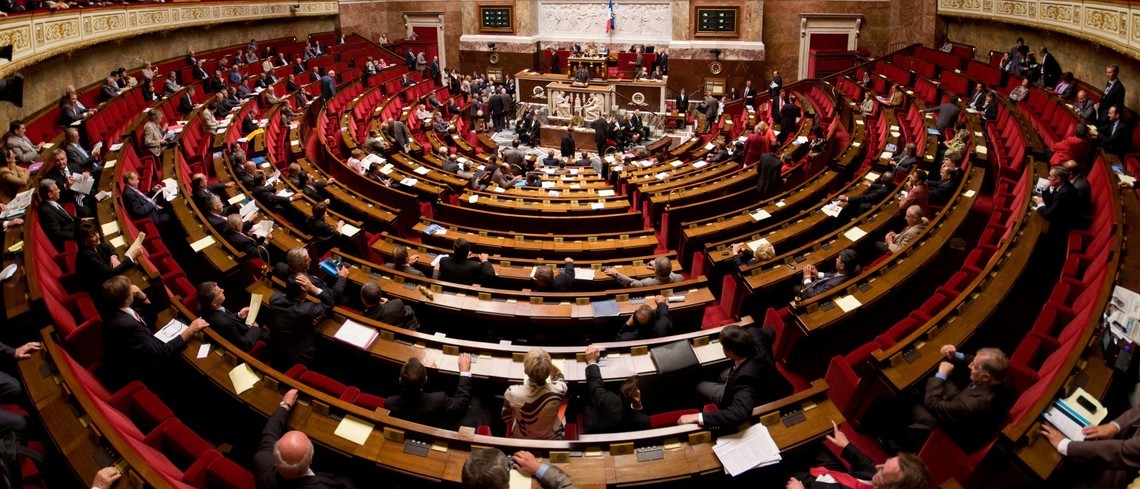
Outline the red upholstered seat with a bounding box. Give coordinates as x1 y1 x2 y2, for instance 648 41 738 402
649 409 698 429
143 418 216 471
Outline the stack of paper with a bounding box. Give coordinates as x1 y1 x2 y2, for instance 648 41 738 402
334 319 379 350
252 220 274 238
712 423 782 476
1043 388 1107 441
574 267 596 280
821 202 843 218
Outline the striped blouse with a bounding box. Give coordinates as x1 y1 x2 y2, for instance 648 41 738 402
502 376 568 440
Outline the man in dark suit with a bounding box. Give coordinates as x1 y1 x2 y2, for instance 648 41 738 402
967 83 987 110
743 80 757 108
778 94 802 143
37 179 77 252
1035 166 1081 234
1096 105 1131 158
560 130 575 159
191 60 209 82
360 282 419 330
1038 47 1062 88
672 89 690 118
798 249 859 299
581 346 650 434
178 91 195 116
429 56 440 83
266 273 334 368
489 89 504 132
549 48 560 74
320 71 336 99
405 49 416 71
121 171 170 227
786 421 930 489
892 345 1011 453
197 281 268 352
680 325 792 432
922 98 961 133
533 258 575 292
434 238 496 286
253 389 349 489
1098 65 1125 122
274 247 349 303
892 143 920 174
386 355 478 430
701 95 719 133
928 163 962 206
755 152 785 199
99 276 209 390
292 57 307 75
656 48 668 75
591 116 609 153
769 70 783 117
383 119 410 152
616 295 672 341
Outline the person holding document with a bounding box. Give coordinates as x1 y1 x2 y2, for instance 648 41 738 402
100 275 209 390
785 421 931 489
75 221 141 293
1042 404 1140 489
196 281 269 351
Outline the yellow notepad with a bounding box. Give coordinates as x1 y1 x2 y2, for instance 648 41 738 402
334 415 374 445
228 363 259 394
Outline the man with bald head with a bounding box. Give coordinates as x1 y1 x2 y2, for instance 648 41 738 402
254 389 352 488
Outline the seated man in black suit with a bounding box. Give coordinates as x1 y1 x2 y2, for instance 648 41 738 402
797 249 860 300
786 421 930 489
876 345 1011 454
360 282 419 330
386 356 482 430
74 221 139 293
927 162 962 206
433 238 496 286
99 276 209 390
891 143 920 174
1094 105 1132 158
274 247 348 304
533 258 575 292
582 346 650 434
266 273 334 368
222 215 271 259
190 173 235 212
253 389 351 489
1034 166 1080 234
36 178 78 252
615 295 672 341
304 201 358 256
197 281 269 352
836 171 895 222
249 172 298 213
121 171 170 227
681 325 792 432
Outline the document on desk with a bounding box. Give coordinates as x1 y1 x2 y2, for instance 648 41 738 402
597 189 616 197
749 209 771 222
341 223 361 238
228 363 260 395
227 194 245 205
843 226 868 242
1044 388 1107 441
591 299 619 317
109 236 127 249
439 353 460 373
712 422 781 476
821 202 843 218
598 353 636 378
154 319 187 343
746 238 771 255
631 354 656 374
101 221 120 236
574 267 596 281
508 469 532 489
334 319 377 349
162 179 179 201
693 341 726 364
126 232 146 260
508 359 526 380
334 415 374 445
190 236 216 252
835 295 862 313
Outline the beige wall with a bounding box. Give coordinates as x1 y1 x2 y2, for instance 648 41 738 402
944 17 1140 112
1 17 334 128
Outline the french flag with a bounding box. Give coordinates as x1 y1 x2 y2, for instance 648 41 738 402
606 0 616 32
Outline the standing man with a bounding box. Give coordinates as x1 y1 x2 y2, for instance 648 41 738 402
676 88 689 114
1098 65 1126 123
1038 47 1062 88
769 70 783 118
743 80 757 108
430 56 441 84
656 48 668 75
320 70 336 100
549 48 560 74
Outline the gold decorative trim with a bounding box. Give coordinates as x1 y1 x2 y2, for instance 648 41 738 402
939 0 1140 62
0 1 339 78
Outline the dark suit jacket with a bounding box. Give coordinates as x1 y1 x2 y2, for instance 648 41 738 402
320 75 336 99
251 185 291 210
253 407 347 489
756 153 784 199
386 376 472 430
178 93 194 115
779 102 801 132
266 288 334 367
272 263 347 302
223 229 266 257
59 102 86 126
616 302 672 341
561 132 575 158
1101 80 1126 121
925 102 961 132
800 272 850 299
38 201 76 251
1099 119 1132 157
1040 181 1080 231
64 144 97 174
534 262 574 293
919 354 1012 452
75 243 133 292
101 302 185 390
583 363 650 434
123 186 164 223
676 95 689 112
929 172 961 206
192 66 208 81
362 299 420 330
201 307 266 352
894 154 920 174
1040 54 1062 87
702 351 789 431
435 255 495 286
